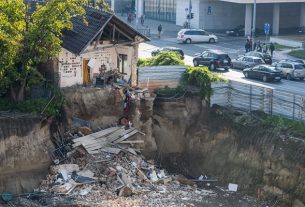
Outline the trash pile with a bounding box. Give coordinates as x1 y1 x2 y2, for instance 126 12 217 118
23 125 219 206
2 123 266 207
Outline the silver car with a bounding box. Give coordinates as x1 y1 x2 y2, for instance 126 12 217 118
274 61 305 80
231 56 265 70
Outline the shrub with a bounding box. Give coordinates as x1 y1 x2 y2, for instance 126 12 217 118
182 66 224 98
137 52 184 67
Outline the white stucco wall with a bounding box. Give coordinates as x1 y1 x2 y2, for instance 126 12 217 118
176 0 200 29
57 44 135 88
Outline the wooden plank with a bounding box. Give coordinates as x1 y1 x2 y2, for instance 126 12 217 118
112 130 138 144
73 127 120 142
120 140 144 144
73 137 107 147
87 147 121 155
105 128 135 143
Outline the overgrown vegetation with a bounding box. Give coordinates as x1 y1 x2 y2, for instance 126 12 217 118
155 86 186 98
0 85 64 117
288 49 305 60
137 52 184 67
183 66 224 98
262 115 305 133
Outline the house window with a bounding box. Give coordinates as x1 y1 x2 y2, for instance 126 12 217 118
117 54 128 74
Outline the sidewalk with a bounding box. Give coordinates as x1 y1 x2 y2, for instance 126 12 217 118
118 15 182 39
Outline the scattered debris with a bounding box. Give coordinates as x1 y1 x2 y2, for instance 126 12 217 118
228 183 239 192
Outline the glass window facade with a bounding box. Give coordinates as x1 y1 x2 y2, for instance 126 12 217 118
144 0 176 22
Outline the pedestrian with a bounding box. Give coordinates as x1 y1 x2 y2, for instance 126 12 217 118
249 39 253 51
140 15 144 26
127 13 132 23
158 24 162 39
245 40 250 53
262 43 267 53
257 41 262 52
253 41 257 51
270 42 275 57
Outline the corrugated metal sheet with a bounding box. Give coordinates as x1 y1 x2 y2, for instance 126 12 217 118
138 65 186 89
211 80 305 121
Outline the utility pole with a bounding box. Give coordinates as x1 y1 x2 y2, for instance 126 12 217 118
188 0 192 28
251 0 256 50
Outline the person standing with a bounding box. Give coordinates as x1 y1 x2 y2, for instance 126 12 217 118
158 24 162 39
270 42 275 57
140 15 144 26
245 40 250 53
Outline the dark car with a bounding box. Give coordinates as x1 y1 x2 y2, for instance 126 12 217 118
226 25 245 36
226 26 265 37
297 26 305 34
243 65 282 82
245 51 272 65
193 50 231 71
151 47 184 59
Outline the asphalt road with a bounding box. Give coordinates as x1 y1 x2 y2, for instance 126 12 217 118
138 36 305 97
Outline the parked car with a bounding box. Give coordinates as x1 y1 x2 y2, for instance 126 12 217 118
243 65 282 82
177 29 218 44
274 61 305 80
297 26 305 34
226 25 245 36
279 59 305 64
231 56 265 70
193 50 231 71
225 26 265 37
245 51 272 65
151 47 184 59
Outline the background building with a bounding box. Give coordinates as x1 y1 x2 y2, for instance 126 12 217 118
110 0 305 36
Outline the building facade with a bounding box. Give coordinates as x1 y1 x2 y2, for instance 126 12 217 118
111 0 305 36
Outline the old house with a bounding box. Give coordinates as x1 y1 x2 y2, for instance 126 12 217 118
42 6 149 88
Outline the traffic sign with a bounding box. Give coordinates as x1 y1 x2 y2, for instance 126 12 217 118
264 22 270 35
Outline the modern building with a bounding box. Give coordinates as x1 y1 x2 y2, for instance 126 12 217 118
110 0 305 36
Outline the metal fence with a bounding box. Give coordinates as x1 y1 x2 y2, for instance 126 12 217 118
138 65 186 89
211 80 305 121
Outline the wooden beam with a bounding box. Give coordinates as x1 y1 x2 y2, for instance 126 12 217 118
94 30 104 48
108 23 133 41
112 24 116 42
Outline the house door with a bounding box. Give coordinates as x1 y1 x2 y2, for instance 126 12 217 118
83 59 90 84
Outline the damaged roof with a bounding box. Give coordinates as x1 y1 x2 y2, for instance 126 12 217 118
26 1 149 55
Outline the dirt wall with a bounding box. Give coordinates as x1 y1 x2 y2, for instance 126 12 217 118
0 116 54 194
152 96 305 207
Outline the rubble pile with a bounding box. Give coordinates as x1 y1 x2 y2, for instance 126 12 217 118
2 125 265 207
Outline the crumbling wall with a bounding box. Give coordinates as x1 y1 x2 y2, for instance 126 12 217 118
63 87 158 154
0 116 54 194
63 87 123 129
152 96 305 207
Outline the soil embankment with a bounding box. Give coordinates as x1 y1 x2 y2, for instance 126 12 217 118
152 95 305 207
0 115 54 194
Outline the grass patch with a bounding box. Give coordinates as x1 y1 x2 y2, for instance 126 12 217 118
274 43 298 51
262 115 305 133
288 49 305 60
155 86 185 98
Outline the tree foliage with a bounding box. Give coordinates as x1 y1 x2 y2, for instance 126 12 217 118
182 66 224 98
137 52 184 67
0 0 86 101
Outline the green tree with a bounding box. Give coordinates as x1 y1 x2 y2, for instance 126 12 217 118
0 0 86 102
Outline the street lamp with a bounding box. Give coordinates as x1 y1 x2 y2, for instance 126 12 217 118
251 0 256 50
